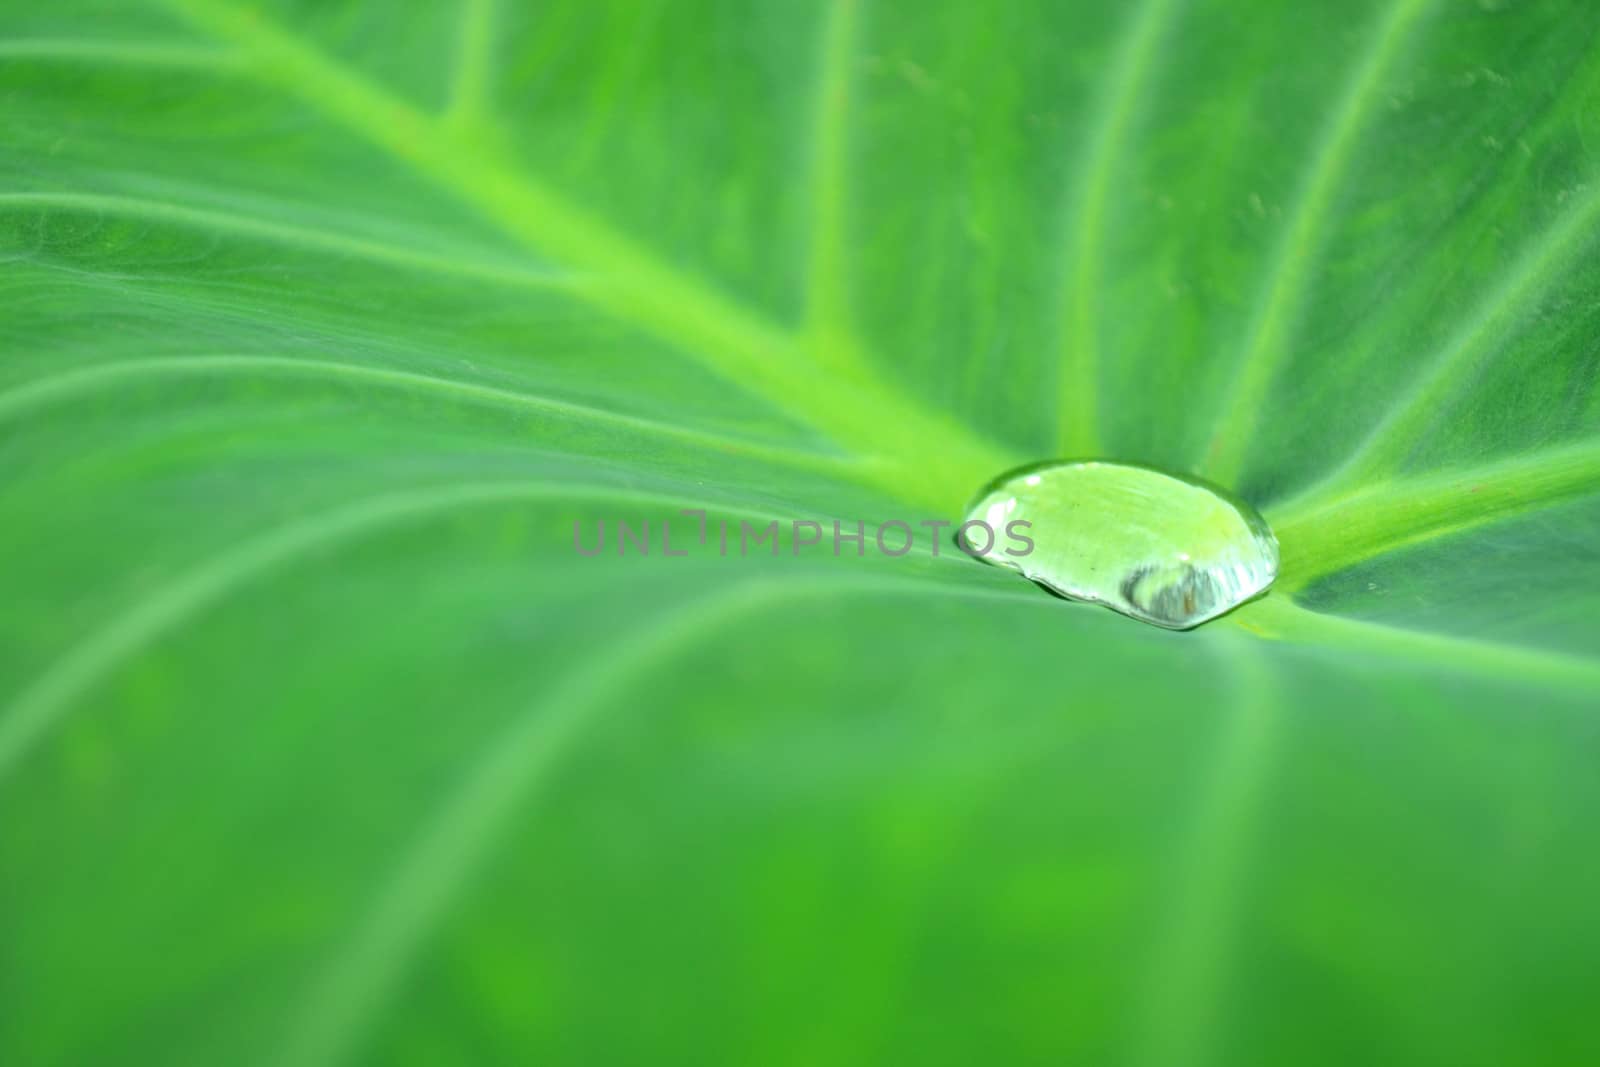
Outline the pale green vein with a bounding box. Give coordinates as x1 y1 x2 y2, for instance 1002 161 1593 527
1131 645 1277 1067
0 482 803 781
272 572 1062 1067
0 37 241 70
0 192 576 290
1055 0 1182 455
0 355 856 480
1283 179 1600 506
274 579 803 1067
444 0 496 128
805 0 863 370
1204 0 1432 484
163 0 1014 513
1236 596 1600 688
1270 437 1600 590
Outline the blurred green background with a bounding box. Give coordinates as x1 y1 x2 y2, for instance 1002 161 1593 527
3 0 1600 1064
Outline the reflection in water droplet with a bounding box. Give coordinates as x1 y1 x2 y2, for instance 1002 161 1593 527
962 459 1279 630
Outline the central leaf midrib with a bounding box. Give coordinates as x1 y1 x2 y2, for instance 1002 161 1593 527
162 0 1015 516
1271 437 1600 589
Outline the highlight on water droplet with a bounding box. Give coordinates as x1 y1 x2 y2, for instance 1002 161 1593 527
962 459 1279 630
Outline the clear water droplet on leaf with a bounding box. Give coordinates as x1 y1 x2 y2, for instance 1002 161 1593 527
962 460 1279 630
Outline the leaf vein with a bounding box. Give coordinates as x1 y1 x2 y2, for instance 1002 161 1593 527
1204 0 1433 483
0 192 576 291
0 354 857 478
1055 0 1184 454
0 482 805 781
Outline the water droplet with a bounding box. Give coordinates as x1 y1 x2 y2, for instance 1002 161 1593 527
962 460 1279 630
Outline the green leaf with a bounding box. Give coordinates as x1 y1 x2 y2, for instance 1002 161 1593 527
3 1 1598 1064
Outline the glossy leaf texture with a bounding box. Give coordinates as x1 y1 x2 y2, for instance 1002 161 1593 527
3 1 1599 1064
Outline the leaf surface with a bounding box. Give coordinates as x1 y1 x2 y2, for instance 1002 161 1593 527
3 1 1599 1064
